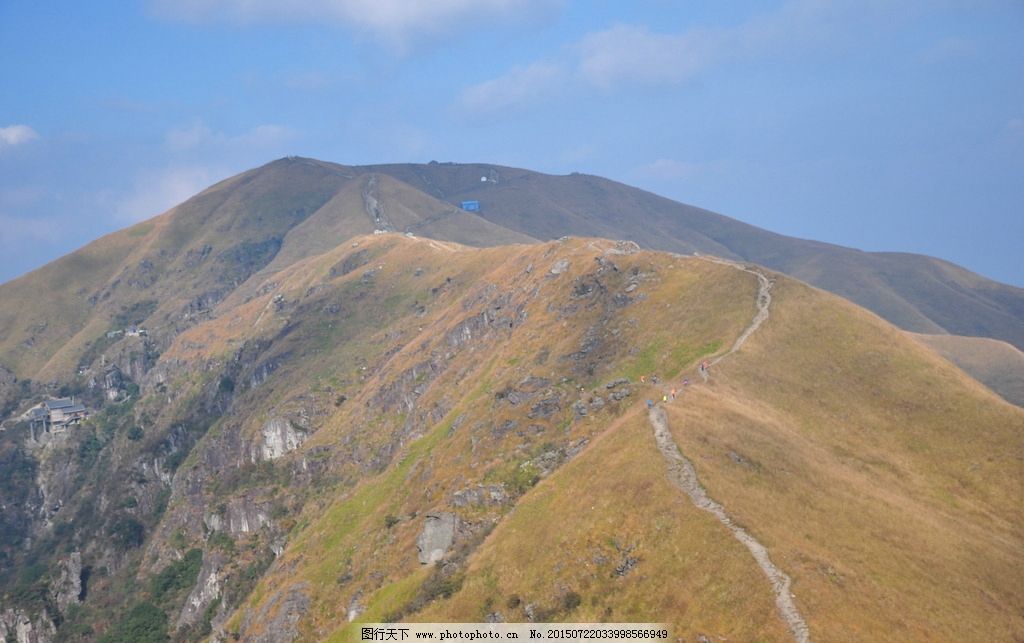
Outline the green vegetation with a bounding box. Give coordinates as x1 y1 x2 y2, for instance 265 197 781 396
150 548 203 603
96 601 169 643
112 300 158 328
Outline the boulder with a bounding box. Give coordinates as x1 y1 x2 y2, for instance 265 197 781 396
416 512 458 564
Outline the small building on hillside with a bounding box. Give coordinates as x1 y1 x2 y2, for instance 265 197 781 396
27 397 90 434
460 200 480 212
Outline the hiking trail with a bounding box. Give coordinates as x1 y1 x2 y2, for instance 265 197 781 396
648 258 809 641
649 406 810 642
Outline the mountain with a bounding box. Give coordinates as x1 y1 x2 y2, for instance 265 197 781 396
0 159 1022 642
909 332 1024 406
364 161 1024 350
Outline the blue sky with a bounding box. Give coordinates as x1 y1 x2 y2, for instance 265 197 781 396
1 0 1022 285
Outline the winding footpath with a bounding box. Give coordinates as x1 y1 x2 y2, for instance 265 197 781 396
650 258 811 642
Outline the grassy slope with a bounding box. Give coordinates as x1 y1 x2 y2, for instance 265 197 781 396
654 278 1024 640
909 332 1024 406
211 237 752 640
0 160 531 383
194 235 1022 642
365 162 1024 349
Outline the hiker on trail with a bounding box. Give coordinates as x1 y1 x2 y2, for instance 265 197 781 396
640 375 646 384
652 374 660 384
670 388 677 400
646 399 654 409
662 394 668 403
683 378 690 387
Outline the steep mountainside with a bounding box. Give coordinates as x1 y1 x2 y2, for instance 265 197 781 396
0 157 1020 390
0 157 1022 642
0 158 530 381
1 234 1020 643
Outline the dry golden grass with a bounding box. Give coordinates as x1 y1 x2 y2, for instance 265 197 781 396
909 332 1024 406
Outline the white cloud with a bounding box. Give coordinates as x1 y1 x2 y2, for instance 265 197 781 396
577 24 721 90
0 213 58 242
164 121 297 152
116 166 222 222
458 0 956 114
459 62 567 113
633 159 702 181
0 124 39 148
151 0 557 50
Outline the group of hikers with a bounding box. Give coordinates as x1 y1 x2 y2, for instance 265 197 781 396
644 360 709 409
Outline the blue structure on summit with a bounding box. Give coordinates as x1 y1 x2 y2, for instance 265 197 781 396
460 200 480 212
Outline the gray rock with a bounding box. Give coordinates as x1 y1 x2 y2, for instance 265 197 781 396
604 378 630 389
609 388 631 401
549 259 570 276
528 397 561 419
0 608 56 643
416 512 458 564
178 551 224 628
255 417 306 462
240 582 311 643
50 551 82 615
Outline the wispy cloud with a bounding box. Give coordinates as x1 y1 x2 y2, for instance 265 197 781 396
115 166 222 222
459 0 952 114
458 62 567 113
150 0 559 51
0 213 59 242
0 124 39 148
632 159 702 181
164 122 297 152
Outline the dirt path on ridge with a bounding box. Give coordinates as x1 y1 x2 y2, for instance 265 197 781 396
647 258 810 641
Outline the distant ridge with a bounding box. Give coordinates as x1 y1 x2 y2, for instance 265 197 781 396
362 160 1024 350
0 156 1020 390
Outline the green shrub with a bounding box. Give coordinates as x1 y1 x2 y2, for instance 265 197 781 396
149 548 203 603
96 601 168 643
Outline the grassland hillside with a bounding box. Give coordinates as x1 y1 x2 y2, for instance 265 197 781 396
2 157 1021 389
0 234 1020 642
117 234 1014 643
0 158 528 381
0 158 1021 643
910 332 1024 406
366 162 1024 350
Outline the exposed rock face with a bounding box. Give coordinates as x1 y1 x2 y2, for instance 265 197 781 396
256 417 306 462
549 259 570 276
240 582 311 643
203 494 272 536
0 609 56 643
178 551 224 629
416 512 458 564
451 485 506 508
50 551 83 615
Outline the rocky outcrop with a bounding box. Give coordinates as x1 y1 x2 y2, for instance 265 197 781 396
451 485 506 508
416 512 458 564
203 493 272 536
255 417 306 462
239 582 310 643
0 609 56 643
178 550 224 629
50 551 83 615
